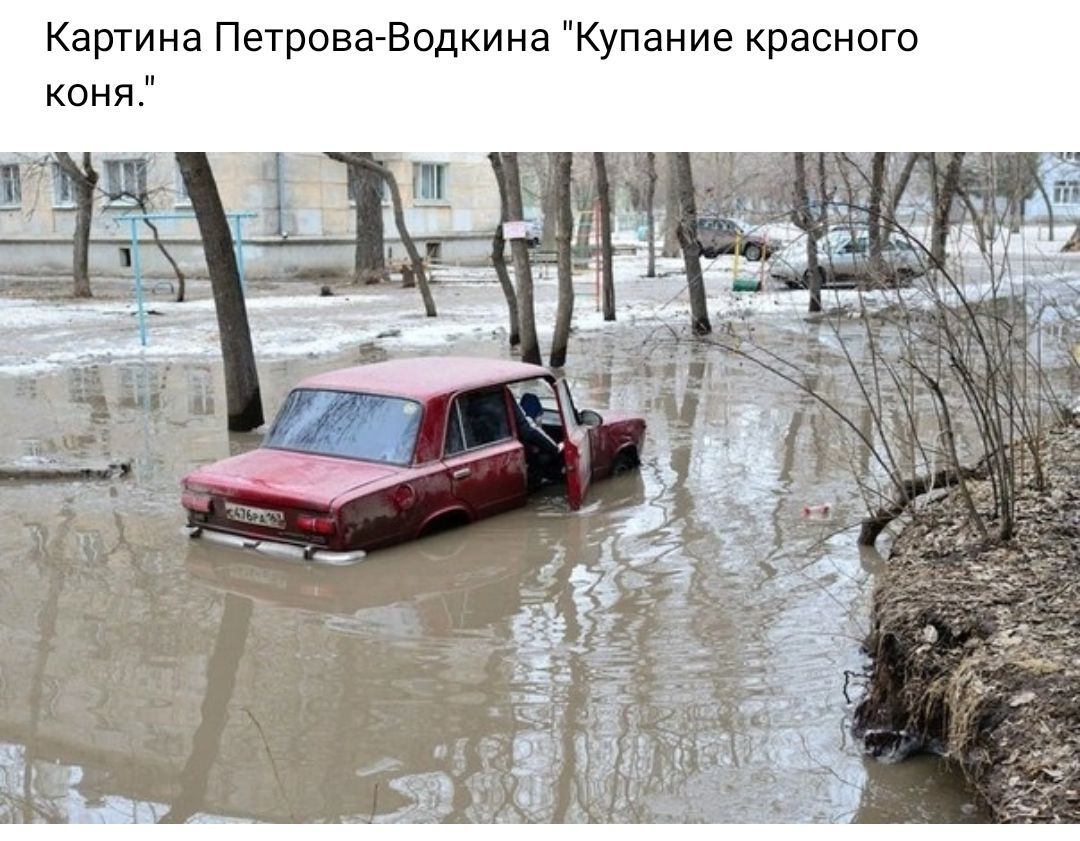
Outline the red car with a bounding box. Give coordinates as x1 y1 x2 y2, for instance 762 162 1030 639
181 357 646 564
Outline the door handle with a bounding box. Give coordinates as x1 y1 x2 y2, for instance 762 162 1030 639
452 468 472 480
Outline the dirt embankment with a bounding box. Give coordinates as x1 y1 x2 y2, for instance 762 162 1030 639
855 421 1080 822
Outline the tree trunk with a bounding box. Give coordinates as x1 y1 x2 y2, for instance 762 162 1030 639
662 155 681 258
1031 159 1054 241
175 152 265 432
487 153 521 347
593 153 616 321
867 152 887 283
54 152 98 299
325 153 436 316
550 152 574 368
672 153 711 335
350 152 386 285
72 175 94 298
645 152 657 279
144 216 187 302
540 155 558 250
792 152 822 313
889 152 919 217
1064 223 1080 253
501 153 542 365
931 152 965 267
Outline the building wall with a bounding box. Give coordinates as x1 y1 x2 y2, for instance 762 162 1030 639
0 153 501 278
1024 152 1080 222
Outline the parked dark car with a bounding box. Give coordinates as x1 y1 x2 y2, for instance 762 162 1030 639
181 357 646 564
696 217 777 261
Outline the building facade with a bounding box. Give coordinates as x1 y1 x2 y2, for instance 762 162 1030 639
0 152 501 279
1024 152 1080 224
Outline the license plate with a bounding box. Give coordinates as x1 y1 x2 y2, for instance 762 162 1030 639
225 502 286 530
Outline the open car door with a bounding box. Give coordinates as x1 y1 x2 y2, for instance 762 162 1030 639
555 379 592 509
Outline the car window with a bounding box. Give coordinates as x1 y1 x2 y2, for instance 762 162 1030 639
446 389 512 455
266 389 421 465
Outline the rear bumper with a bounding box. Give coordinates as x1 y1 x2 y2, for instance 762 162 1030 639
184 525 366 566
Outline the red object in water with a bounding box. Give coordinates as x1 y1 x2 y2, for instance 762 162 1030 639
181 356 647 563
802 503 831 518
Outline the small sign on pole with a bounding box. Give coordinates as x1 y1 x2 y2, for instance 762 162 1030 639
502 220 528 240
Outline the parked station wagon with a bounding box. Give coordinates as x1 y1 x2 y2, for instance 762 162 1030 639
181 357 646 564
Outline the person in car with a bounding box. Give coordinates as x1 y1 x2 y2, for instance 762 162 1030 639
514 392 563 488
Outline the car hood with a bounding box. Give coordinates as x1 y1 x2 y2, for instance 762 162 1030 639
183 448 399 510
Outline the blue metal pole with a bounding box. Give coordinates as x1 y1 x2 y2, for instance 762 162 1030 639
232 214 246 293
130 218 148 347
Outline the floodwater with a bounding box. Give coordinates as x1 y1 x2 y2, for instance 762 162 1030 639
0 323 986 823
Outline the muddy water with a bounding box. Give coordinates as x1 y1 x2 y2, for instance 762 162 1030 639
0 324 983 823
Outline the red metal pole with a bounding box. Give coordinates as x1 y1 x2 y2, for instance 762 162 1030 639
594 199 601 312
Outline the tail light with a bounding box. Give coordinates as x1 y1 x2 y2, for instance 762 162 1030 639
181 490 214 514
297 514 337 536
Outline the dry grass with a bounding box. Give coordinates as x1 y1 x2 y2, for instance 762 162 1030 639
856 420 1080 822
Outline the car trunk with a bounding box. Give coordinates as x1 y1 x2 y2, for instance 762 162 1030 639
183 448 398 547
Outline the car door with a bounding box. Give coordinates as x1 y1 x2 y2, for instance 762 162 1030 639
717 219 738 254
826 234 861 281
442 388 527 518
554 379 592 509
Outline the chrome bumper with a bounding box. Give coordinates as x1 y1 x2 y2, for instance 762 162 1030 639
184 525 366 566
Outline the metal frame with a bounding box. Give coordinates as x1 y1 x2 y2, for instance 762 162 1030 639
117 211 257 346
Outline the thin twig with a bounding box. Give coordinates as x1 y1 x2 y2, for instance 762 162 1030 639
243 707 296 822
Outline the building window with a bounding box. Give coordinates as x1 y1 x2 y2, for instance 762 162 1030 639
413 163 446 202
1052 180 1080 205
0 164 21 208
347 160 387 204
174 166 190 207
105 158 148 201
52 163 75 208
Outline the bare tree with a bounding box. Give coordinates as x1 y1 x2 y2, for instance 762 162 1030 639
325 152 436 317
487 153 521 347
672 153 711 335
175 152 264 432
867 152 887 281
889 152 920 216
1028 156 1054 242
662 156 681 258
593 153 616 321
1065 224 1080 253
645 152 658 279
52 153 98 298
348 152 387 285
930 152 965 267
550 152 574 368
105 175 188 303
791 152 823 313
501 153 542 365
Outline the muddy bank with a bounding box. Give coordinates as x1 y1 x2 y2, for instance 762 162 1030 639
856 420 1080 822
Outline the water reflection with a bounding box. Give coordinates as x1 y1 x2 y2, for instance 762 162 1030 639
0 327 989 822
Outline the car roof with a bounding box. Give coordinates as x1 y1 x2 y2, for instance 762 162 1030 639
296 356 553 400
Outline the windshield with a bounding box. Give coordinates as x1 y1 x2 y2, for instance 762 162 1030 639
266 389 422 465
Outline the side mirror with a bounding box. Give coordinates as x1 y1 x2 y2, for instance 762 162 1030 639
579 409 603 428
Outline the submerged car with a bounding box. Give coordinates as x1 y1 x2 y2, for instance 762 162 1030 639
181 357 646 564
696 217 777 261
768 227 927 288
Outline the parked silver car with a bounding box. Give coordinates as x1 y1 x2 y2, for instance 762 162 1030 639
768 228 927 288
